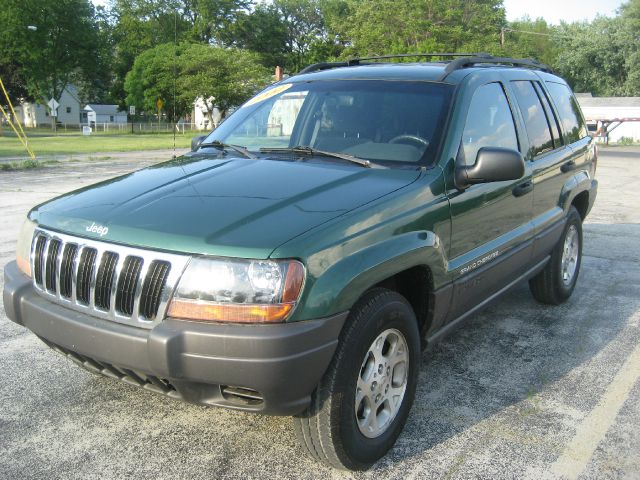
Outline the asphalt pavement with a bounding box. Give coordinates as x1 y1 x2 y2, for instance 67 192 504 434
0 148 638 479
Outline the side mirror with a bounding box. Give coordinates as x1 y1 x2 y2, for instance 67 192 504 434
455 147 525 189
191 135 207 152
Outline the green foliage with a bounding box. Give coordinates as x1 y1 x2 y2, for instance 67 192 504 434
124 43 270 120
500 17 558 66
177 45 270 114
554 12 640 96
0 0 106 104
124 44 183 120
219 4 290 68
3 0 640 116
321 0 506 58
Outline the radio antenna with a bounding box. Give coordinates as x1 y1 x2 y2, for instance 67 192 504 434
172 9 177 158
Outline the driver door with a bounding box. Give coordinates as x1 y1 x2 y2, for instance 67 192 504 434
446 81 534 320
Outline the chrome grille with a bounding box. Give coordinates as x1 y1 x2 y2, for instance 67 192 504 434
30 228 190 328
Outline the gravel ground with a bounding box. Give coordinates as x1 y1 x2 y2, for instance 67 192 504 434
0 148 639 479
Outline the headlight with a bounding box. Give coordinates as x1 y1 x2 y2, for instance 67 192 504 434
167 257 305 323
16 219 37 277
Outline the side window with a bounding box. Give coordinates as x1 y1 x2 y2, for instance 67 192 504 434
511 81 554 158
462 83 519 165
534 82 562 146
545 82 588 144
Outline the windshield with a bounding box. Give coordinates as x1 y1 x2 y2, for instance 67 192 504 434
204 80 453 166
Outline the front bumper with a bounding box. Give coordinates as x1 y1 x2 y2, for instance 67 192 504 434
3 261 347 415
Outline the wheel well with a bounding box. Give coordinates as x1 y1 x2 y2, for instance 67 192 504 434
572 191 589 220
372 266 432 343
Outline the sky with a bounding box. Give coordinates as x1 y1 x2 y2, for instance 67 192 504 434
90 0 625 25
504 0 624 24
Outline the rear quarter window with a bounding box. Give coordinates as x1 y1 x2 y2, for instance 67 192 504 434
545 82 588 144
511 81 554 158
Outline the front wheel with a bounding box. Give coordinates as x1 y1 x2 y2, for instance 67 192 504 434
293 288 420 470
529 206 583 305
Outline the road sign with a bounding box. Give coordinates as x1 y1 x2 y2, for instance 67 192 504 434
48 98 59 117
129 105 136 115
156 98 164 110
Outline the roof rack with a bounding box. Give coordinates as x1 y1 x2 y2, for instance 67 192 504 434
297 53 553 78
439 54 553 79
297 53 482 75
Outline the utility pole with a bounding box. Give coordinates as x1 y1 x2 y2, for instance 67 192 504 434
501 27 506 47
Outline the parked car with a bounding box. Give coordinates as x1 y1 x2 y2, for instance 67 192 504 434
4 54 597 470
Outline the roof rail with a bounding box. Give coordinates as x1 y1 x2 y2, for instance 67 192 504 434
297 53 483 75
297 53 553 78
439 54 553 80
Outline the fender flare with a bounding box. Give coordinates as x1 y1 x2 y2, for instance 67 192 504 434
300 230 448 318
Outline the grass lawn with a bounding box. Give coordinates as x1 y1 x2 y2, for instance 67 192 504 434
0 133 191 158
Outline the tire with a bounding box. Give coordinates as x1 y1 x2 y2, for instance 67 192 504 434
529 206 583 305
293 288 420 470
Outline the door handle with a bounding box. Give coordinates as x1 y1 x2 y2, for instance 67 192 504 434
512 181 533 197
561 160 577 173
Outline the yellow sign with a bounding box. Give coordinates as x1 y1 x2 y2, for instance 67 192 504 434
156 98 164 110
242 84 293 108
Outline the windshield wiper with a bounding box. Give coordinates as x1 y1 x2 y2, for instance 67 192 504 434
198 140 257 159
259 145 376 168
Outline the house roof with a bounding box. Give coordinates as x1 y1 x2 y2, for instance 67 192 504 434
84 104 125 115
577 96 640 108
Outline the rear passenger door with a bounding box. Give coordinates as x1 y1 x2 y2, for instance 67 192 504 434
510 80 590 262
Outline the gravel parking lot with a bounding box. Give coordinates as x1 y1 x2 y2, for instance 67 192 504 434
1 148 639 479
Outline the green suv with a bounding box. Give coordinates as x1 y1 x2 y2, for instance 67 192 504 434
3 54 597 470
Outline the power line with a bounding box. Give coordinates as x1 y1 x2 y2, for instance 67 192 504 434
502 27 573 39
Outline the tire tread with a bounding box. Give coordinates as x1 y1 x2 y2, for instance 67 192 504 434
293 288 412 470
529 206 582 305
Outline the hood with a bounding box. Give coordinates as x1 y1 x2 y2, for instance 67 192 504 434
31 156 421 258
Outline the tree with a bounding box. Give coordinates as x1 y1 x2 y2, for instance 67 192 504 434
275 0 327 71
500 17 558 66
321 0 506 58
107 0 193 107
108 0 255 105
124 43 270 121
179 44 270 118
0 0 105 105
219 4 290 69
124 43 185 121
183 0 254 44
554 15 639 96
219 0 331 73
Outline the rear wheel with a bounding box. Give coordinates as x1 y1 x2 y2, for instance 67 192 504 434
293 288 420 470
529 206 583 305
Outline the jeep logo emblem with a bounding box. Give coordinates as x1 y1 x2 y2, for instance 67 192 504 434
86 222 109 237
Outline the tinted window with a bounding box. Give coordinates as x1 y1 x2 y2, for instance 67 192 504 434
545 82 587 144
511 81 554 158
534 82 562 146
462 83 518 165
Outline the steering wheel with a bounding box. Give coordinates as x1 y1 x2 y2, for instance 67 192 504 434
389 134 429 149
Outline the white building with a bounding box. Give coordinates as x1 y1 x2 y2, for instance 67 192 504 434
15 84 82 127
83 104 128 125
576 94 640 142
193 97 224 131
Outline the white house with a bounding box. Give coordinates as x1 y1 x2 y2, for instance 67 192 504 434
193 97 224 131
83 104 128 125
15 84 82 127
576 93 640 142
